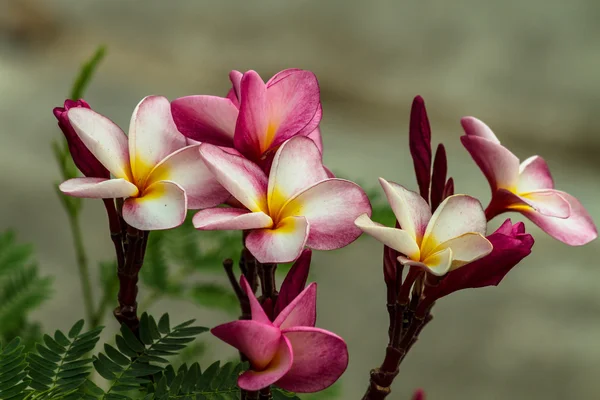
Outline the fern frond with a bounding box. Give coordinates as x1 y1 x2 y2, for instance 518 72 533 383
26 319 103 398
93 313 208 399
0 337 31 400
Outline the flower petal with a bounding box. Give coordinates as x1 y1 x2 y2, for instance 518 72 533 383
273 283 316 330
277 327 348 393
245 216 309 263
145 145 230 209
266 70 321 150
67 107 131 180
306 125 323 153
279 179 371 250
460 116 501 143
199 143 269 213
378 179 431 245
170 95 238 146
234 70 269 160
518 190 571 218
421 195 487 257
274 249 312 318
518 155 555 192
226 70 243 107
520 191 598 246
422 247 453 276
192 208 273 230
122 180 186 230
59 178 139 198
266 68 303 86
460 119 520 191
432 232 493 270
128 96 186 185
212 320 282 371
240 276 272 325
268 136 329 218
238 336 293 391
354 214 420 260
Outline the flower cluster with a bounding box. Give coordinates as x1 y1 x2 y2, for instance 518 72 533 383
54 68 596 397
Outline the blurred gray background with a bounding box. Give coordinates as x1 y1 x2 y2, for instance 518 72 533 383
1 1 599 399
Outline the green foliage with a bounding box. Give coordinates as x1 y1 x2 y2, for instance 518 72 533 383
140 214 242 316
70 46 107 101
0 337 29 400
0 231 52 347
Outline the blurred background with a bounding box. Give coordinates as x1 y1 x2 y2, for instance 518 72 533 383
1 0 599 399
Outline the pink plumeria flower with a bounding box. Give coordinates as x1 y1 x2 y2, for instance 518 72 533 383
461 117 597 246
58 96 229 230
171 69 322 168
355 179 492 276
193 136 371 263
211 276 348 392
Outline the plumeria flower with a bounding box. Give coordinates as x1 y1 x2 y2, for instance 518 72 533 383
171 69 322 168
461 117 597 246
212 276 348 392
58 96 229 230
193 136 371 263
53 99 109 179
355 179 492 276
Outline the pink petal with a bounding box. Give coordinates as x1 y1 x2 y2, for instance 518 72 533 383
354 214 420 260
226 70 243 107
432 232 493 270
518 189 571 218
273 283 316 330
279 179 371 250
234 70 269 160
145 145 230 209
54 99 109 179
238 336 293 391
409 96 432 201
518 155 555 192
245 216 309 263
460 116 501 143
274 249 312 318
128 96 187 186
430 144 447 211
460 134 520 192
268 136 329 219
199 143 269 213
266 68 303 86
277 327 348 393
412 389 426 400
67 107 132 180
192 208 273 230
240 276 272 325
378 179 431 245
421 195 487 256
266 70 321 150
521 191 597 246
305 125 323 153
212 320 282 371
59 178 139 199
122 180 186 230
170 95 238 146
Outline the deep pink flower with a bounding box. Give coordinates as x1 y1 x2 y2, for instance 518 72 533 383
273 249 311 318
412 389 426 400
422 219 534 301
461 117 597 245
58 96 229 230
193 136 371 263
53 99 109 179
171 69 323 168
211 276 348 392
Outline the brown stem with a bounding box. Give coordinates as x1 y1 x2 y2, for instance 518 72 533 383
114 226 144 334
258 387 272 400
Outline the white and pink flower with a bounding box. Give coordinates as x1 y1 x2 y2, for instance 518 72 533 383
59 96 229 230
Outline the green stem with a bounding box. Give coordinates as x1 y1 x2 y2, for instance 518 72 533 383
67 211 95 327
